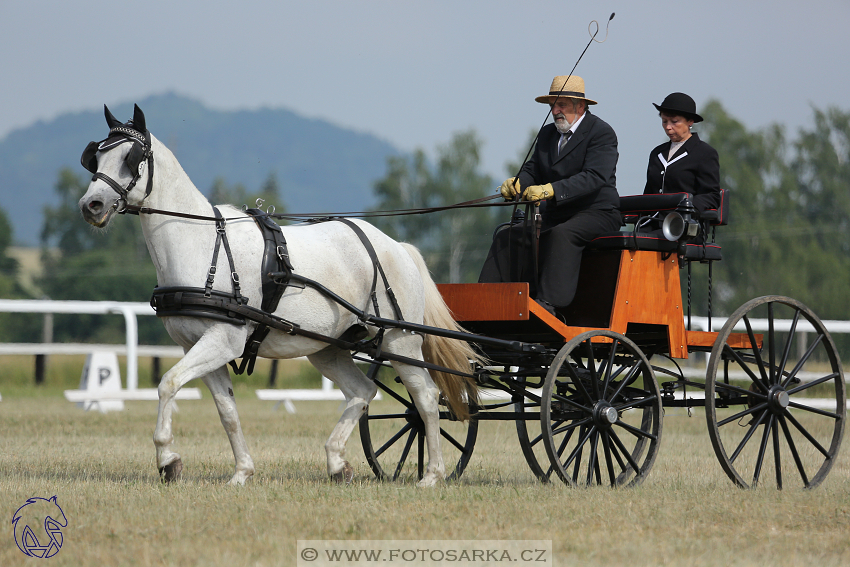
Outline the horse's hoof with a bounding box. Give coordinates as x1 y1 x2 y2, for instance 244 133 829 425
159 458 184 483
416 473 441 488
330 461 354 485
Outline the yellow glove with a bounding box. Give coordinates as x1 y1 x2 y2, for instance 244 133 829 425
523 183 554 203
499 177 522 200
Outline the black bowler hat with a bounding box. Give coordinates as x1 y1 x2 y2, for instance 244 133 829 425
653 92 703 123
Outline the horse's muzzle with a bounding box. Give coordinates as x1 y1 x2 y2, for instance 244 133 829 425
79 196 115 227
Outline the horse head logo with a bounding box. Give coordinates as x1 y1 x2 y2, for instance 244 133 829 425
12 496 68 558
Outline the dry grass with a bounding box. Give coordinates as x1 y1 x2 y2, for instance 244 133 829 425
1 390 848 567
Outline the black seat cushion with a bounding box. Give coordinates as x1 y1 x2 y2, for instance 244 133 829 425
587 231 678 253
682 242 722 261
588 231 722 261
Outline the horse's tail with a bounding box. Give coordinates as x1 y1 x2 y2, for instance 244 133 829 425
400 243 480 421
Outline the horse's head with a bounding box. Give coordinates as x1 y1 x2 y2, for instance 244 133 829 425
79 104 154 227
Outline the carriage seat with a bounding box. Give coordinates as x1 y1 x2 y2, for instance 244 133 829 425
586 189 729 262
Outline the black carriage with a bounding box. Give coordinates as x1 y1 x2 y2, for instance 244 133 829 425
358 191 846 489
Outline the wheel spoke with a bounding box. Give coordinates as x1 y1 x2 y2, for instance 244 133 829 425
550 388 594 414
552 416 593 437
585 340 601 400
376 381 415 407
393 428 417 480
781 334 824 388
608 428 641 474
729 410 768 464
440 428 467 453
613 418 658 441
565 358 595 407
417 430 425 479
602 431 617 486
779 415 809 485
714 381 769 401
530 420 564 448
767 303 776 384
772 419 782 490
374 423 414 458
743 315 771 389
752 414 774 486
555 421 578 459
613 394 659 413
608 362 644 404
563 426 595 475
369 412 414 421
788 372 840 395
586 431 599 486
783 409 831 458
723 344 769 394
777 309 801 387
787 401 842 420
717 403 768 428
608 434 628 474
601 340 619 398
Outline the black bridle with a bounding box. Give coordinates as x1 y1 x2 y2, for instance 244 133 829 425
81 125 155 211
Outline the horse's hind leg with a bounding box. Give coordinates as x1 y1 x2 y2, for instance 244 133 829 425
385 332 445 487
393 362 445 487
202 367 255 485
307 347 377 483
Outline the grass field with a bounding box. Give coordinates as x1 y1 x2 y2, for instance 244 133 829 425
1 359 849 566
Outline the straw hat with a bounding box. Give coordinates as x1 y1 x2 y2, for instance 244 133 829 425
653 92 703 123
535 75 597 105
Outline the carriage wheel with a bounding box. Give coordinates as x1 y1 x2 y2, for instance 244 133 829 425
705 296 846 489
515 395 552 482
358 375 479 482
541 331 663 487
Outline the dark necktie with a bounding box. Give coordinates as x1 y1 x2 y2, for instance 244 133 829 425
558 131 572 154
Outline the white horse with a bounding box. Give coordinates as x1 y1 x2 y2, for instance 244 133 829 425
78 104 478 487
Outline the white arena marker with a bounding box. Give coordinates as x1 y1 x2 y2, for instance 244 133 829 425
77 351 124 412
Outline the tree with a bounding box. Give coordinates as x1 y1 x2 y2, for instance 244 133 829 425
0 205 41 342
695 101 850 323
371 130 496 283
209 172 288 217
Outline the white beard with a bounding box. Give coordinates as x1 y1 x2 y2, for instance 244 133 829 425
554 114 574 134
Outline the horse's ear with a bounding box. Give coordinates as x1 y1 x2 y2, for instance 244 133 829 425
104 105 122 129
132 104 147 132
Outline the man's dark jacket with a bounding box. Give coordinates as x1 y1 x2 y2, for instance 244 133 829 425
643 132 720 213
518 110 619 226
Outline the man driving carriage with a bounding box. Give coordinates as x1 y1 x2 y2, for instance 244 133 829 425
478 75 621 317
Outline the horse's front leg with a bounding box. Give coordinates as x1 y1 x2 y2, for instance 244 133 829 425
307 347 377 483
154 324 246 482
202 367 255 485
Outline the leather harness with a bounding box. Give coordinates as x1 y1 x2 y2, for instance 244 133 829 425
150 210 406 376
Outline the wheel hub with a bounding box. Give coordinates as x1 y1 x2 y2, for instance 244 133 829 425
768 386 790 412
592 401 619 428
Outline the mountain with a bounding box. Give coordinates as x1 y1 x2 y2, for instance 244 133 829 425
0 93 400 245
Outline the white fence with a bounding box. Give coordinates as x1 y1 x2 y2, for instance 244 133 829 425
0 300 847 406
0 298 169 390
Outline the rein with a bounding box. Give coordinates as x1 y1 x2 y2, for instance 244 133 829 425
120 194 525 223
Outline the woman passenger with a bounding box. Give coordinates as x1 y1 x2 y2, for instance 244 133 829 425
644 92 720 214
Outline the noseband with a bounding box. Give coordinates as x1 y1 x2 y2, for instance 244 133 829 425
81 125 155 211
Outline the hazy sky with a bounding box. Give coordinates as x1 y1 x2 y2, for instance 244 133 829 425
2 0 848 196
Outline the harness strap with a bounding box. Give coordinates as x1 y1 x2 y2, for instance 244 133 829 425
207 207 243 302
333 218 404 322
230 209 295 376
151 286 478 380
